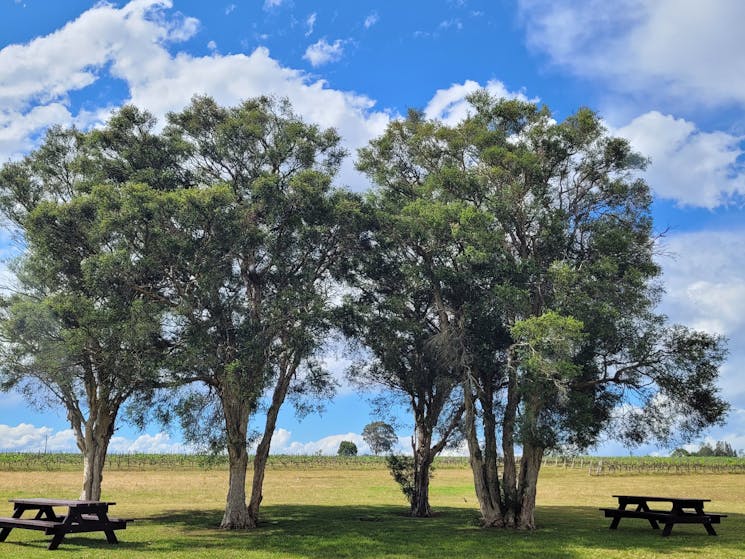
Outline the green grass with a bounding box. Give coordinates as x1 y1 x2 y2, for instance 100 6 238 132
0 464 743 558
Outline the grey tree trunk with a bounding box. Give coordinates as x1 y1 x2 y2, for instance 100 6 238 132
78 423 113 501
73 403 116 501
247 363 294 527
501 361 520 527
410 426 433 517
462 374 504 527
220 390 251 529
516 444 544 530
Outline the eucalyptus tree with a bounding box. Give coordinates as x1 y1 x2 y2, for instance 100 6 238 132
149 96 363 529
356 95 728 529
340 190 464 516
361 421 398 455
0 109 180 499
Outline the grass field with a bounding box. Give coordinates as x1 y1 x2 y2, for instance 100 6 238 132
0 462 743 558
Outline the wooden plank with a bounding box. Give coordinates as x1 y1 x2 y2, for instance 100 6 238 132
612 495 709 503
0 517 60 530
9 498 116 507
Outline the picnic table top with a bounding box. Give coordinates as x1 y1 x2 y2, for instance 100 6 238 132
612 495 710 503
9 498 116 507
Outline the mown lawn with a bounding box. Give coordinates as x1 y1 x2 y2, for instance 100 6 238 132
0 465 743 558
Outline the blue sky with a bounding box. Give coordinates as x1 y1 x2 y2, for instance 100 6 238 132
1 0 745 456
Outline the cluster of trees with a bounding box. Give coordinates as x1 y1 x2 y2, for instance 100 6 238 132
0 94 728 530
671 441 739 457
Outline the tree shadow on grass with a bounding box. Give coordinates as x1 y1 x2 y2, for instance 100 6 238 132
143 505 743 559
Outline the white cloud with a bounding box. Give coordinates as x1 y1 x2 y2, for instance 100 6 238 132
305 12 316 37
0 424 76 452
0 423 192 453
593 229 745 455
269 428 372 455
657 230 745 408
0 1 391 190
424 79 536 126
207 40 217 52
108 431 191 453
439 19 463 31
363 13 379 29
614 111 745 208
263 0 283 10
303 38 345 68
225 4 235 15
0 0 198 162
518 0 745 107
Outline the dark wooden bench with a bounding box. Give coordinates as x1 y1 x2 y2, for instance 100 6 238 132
601 495 727 536
0 498 129 550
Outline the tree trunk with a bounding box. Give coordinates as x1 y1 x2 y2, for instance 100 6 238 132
501 358 520 527
247 363 295 527
410 423 433 517
516 443 544 530
72 402 117 501
462 373 504 527
78 419 114 500
220 389 251 529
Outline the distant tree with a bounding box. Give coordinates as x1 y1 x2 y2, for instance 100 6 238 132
713 441 737 457
337 441 358 456
670 448 690 457
685 440 737 457
696 443 715 457
362 421 398 455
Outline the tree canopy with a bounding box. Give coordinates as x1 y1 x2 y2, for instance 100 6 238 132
356 93 728 528
0 91 729 532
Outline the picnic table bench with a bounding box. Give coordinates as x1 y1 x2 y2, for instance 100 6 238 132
0 498 129 550
600 495 726 536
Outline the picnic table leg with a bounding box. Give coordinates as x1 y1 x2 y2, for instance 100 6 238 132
695 507 717 536
95 509 119 544
661 522 674 536
0 504 28 541
609 501 627 529
48 529 66 551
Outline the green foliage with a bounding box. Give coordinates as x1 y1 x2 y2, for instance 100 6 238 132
0 110 172 480
337 441 358 456
385 454 416 503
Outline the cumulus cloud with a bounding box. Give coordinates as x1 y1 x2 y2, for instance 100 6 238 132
614 111 745 208
0 424 76 452
269 428 373 455
108 432 192 453
0 0 390 189
518 0 745 107
0 0 197 161
424 79 536 126
657 230 745 407
303 38 345 67
0 423 192 453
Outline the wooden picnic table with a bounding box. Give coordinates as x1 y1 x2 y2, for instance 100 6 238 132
600 495 726 536
0 498 128 550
